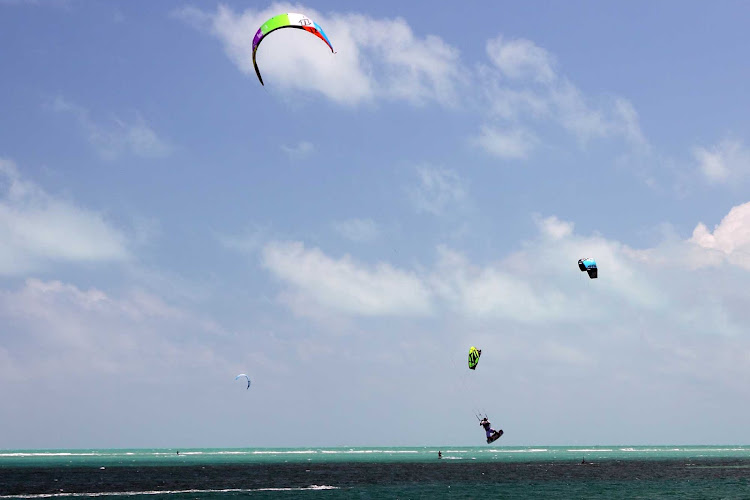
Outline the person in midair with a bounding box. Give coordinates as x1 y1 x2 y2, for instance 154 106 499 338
479 417 500 442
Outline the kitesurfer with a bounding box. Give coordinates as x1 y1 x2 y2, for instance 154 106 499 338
479 417 499 440
438 450 442 459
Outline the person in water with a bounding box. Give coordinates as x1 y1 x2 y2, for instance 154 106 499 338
438 450 442 459
479 417 499 441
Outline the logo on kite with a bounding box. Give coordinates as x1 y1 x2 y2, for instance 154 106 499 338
578 258 598 279
235 373 251 390
468 346 482 370
251 12 335 86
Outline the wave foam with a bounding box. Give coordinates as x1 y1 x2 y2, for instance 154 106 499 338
0 485 339 499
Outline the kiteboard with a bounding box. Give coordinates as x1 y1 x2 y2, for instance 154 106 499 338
486 430 503 444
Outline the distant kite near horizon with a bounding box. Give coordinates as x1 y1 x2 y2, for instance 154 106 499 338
578 258 598 279
235 373 251 390
251 12 335 86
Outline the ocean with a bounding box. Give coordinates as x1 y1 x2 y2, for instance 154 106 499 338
1 446 749 499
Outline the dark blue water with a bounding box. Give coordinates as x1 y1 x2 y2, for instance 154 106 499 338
1 447 749 498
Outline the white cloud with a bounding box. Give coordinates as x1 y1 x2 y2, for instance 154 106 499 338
536 214 574 240
430 245 582 323
257 225 658 326
408 165 467 215
0 159 130 275
349 14 461 105
259 202 750 335
695 147 729 182
473 125 537 159
261 240 433 317
693 139 750 184
690 200 750 269
333 218 380 242
174 4 462 106
177 4 648 169
52 97 171 160
177 4 649 169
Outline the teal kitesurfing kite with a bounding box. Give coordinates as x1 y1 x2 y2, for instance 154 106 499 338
252 13 335 85
578 258 598 279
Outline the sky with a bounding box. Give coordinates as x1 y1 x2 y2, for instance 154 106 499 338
1 0 750 449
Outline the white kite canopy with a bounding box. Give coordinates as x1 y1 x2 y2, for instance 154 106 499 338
235 373 251 389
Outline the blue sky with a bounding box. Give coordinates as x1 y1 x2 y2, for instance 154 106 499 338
1 0 750 449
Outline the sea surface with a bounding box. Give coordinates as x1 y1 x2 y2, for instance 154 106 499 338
1 446 749 499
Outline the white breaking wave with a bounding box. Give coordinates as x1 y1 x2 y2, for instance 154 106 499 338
488 448 548 453
175 451 248 456
0 485 339 499
320 449 418 454
0 453 100 458
251 450 317 455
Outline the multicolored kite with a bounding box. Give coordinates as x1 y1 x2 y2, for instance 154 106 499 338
252 13 335 86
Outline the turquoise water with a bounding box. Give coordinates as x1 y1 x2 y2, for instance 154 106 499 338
2 445 749 467
2 446 749 498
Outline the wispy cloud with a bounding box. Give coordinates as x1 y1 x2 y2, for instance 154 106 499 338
408 165 467 215
473 35 648 158
486 35 557 84
52 97 171 160
472 125 537 159
0 278 224 380
0 159 130 275
693 138 750 184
